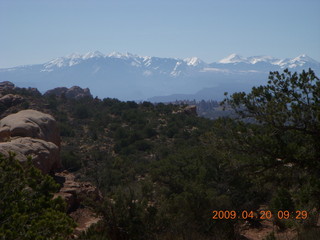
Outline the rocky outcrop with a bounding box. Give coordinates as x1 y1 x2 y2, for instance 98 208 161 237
0 137 61 174
54 171 102 236
173 105 197 116
44 87 68 97
0 94 24 107
0 109 60 147
0 81 15 93
70 208 101 237
183 105 197 115
0 109 61 174
44 86 93 99
54 171 102 212
19 87 42 97
0 108 101 236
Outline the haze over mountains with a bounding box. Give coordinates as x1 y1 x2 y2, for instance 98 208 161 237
1 51 319 101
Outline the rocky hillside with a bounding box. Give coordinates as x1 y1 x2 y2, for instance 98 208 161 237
0 87 103 237
0 72 319 240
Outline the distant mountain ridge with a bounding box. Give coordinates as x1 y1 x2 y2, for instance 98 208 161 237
34 51 320 73
1 52 319 101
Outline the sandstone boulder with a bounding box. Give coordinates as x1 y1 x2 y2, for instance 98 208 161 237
0 137 61 174
0 109 60 147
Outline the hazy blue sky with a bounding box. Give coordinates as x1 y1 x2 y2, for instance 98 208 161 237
1 0 319 68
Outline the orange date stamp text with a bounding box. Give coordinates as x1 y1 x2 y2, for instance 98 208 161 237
212 210 308 220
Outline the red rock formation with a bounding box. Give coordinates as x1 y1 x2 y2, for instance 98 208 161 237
54 171 102 236
54 171 102 212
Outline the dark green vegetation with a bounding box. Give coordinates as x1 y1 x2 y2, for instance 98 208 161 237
0 154 75 240
171 99 236 119
1 69 319 239
223 68 320 212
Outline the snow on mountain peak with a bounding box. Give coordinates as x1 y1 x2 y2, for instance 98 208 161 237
219 54 247 64
291 54 317 63
124 52 138 58
184 57 204 66
247 55 277 64
217 54 320 68
285 54 319 68
107 51 125 58
39 51 320 74
107 51 138 59
83 51 104 59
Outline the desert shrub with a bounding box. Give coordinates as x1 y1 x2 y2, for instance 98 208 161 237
74 104 91 119
61 150 81 171
59 122 75 137
0 153 75 239
133 140 153 151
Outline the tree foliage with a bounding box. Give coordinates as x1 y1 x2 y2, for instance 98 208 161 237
8 69 319 239
0 154 75 240
223 69 320 168
222 68 320 210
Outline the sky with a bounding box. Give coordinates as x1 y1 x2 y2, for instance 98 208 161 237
1 0 320 68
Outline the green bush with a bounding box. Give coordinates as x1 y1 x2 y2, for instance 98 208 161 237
133 140 153 151
271 188 295 212
143 127 157 138
59 122 75 137
0 153 75 239
46 94 58 110
61 150 81 171
74 104 91 119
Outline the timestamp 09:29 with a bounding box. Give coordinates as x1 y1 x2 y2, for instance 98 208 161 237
212 210 308 220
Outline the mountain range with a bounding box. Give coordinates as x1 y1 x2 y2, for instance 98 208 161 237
1 51 319 101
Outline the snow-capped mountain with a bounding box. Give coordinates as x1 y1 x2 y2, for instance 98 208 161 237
285 54 320 68
0 52 319 101
217 53 279 65
218 54 247 64
41 52 207 76
216 53 320 69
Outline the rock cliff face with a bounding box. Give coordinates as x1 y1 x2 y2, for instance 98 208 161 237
0 109 61 174
44 86 93 99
